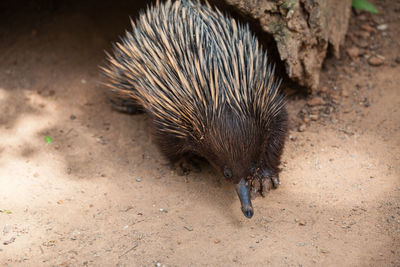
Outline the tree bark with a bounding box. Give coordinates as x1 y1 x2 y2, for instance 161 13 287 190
224 0 352 91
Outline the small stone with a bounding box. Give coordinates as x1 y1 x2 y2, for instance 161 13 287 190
320 86 328 93
368 56 384 66
354 30 370 39
329 218 334 221
81 79 87 84
309 114 319 121
330 93 340 101
70 114 76 120
159 208 168 213
341 90 349 97
395 56 400 64
214 239 221 244
298 124 306 132
376 24 388 31
298 220 307 226
136 177 141 182
360 24 376 33
303 117 310 123
363 98 370 107
33 172 39 178
155 262 161 267
3 237 16 245
355 39 369 48
307 97 325 106
346 47 361 59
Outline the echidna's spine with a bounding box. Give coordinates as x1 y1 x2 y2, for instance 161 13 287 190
102 0 285 138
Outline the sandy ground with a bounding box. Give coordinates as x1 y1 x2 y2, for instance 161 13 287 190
0 1 399 266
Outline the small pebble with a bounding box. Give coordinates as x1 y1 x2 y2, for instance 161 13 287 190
341 90 349 97
354 30 370 39
159 208 168 213
355 40 369 48
136 177 141 182
298 220 307 226
376 24 388 31
81 79 87 84
368 56 384 66
320 86 328 93
309 114 319 121
346 47 361 59
3 237 16 245
307 97 325 106
214 239 221 244
330 93 340 101
363 98 370 107
298 124 306 132
303 117 310 123
361 24 376 33
70 114 76 120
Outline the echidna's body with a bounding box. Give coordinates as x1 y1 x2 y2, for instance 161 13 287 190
102 0 288 218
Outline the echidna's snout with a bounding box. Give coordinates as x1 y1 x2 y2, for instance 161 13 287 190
235 178 254 218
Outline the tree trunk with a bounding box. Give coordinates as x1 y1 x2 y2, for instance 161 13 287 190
224 0 352 91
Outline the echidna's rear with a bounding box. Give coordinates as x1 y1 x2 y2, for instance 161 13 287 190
102 0 288 218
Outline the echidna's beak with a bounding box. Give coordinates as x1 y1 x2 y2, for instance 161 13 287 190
235 178 254 218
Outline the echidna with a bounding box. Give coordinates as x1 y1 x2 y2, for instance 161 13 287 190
102 0 288 218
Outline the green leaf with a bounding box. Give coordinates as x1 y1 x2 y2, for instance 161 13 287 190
0 209 12 214
352 0 379 14
45 136 53 145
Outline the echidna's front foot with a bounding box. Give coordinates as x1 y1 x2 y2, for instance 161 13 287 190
249 169 280 199
173 155 202 176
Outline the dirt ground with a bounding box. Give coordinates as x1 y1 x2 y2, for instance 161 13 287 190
0 0 399 266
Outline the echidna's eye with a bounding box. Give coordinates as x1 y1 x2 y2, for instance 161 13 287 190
223 166 233 179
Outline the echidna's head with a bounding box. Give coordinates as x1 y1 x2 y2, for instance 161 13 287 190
198 107 285 219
